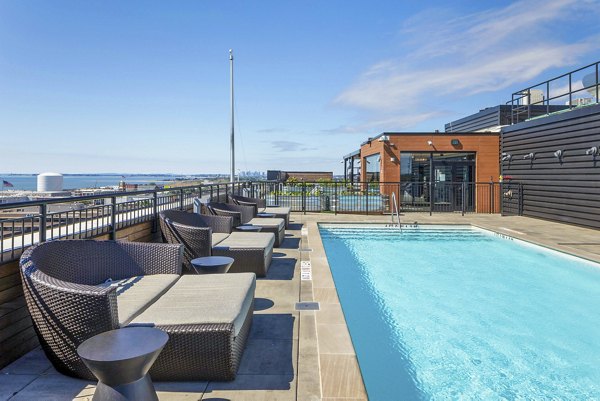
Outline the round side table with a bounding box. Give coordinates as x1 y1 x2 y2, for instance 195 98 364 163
234 225 262 232
190 256 234 274
77 327 168 401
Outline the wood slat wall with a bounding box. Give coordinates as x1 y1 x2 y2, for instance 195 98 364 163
0 220 160 369
502 104 600 229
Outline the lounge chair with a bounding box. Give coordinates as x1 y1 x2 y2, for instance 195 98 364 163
205 201 286 247
159 210 274 277
229 194 291 228
19 240 255 381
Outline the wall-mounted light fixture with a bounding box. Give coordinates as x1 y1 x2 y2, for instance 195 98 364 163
427 140 433 147
523 152 535 160
450 139 461 146
585 146 599 156
390 157 397 162
501 153 512 162
553 150 563 160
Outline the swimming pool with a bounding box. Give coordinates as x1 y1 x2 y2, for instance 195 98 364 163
319 225 600 400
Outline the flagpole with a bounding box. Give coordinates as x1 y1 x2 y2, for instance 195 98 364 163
229 49 235 184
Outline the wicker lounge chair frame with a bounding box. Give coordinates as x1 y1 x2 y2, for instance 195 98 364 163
159 210 273 276
206 202 285 247
229 194 290 228
19 240 252 381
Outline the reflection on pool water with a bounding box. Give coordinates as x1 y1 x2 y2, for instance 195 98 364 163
320 225 600 401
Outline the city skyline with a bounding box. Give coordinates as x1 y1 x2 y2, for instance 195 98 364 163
1 0 600 174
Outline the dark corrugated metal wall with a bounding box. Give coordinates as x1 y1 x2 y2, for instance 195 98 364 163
501 105 600 229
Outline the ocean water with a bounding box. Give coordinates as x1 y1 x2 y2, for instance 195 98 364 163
320 225 600 401
0 175 188 191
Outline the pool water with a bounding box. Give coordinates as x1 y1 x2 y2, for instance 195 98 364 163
319 225 600 401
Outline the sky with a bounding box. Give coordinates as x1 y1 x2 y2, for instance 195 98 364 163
1 0 599 175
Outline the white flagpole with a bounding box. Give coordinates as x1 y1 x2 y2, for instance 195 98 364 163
229 49 235 184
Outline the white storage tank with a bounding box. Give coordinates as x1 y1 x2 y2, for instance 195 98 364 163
37 172 64 192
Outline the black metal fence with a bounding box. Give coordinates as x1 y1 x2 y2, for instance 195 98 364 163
0 182 258 264
509 60 599 123
258 181 512 215
0 180 521 264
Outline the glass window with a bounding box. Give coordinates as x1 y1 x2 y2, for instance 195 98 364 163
400 152 431 183
364 154 381 182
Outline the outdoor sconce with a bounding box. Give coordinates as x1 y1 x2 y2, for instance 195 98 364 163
585 146 598 156
501 153 512 162
390 157 397 162
451 139 461 146
523 152 535 160
427 140 433 147
554 150 563 159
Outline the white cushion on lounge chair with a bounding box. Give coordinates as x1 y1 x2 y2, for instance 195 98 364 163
128 273 256 336
212 233 230 246
248 217 285 231
214 232 275 250
98 274 180 326
263 206 290 215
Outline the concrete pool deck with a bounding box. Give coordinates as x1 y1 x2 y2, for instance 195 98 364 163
2 212 599 400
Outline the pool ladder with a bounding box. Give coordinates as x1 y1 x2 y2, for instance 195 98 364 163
389 192 401 231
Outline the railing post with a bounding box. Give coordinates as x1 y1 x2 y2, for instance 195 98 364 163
302 182 306 214
366 183 369 215
210 185 214 202
334 182 338 215
275 183 280 206
461 182 465 216
500 182 504 216
179 188 185 210
429 181 434 216
152 191 158 233
39 204 47 243
110 196 117 240
519 183 524 216
490 181 494 214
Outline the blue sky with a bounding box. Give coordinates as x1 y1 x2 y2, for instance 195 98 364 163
1 0 599 174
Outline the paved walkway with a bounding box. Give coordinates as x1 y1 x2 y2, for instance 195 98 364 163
2 212 599 400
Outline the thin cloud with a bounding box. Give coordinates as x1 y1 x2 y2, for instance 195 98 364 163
270 140 317 152
256 128 290 134
334 0 600 132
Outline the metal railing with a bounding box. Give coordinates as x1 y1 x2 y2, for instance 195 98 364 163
0 180 521 265
0 181 266 264
265 181 511 215
509 61 600 124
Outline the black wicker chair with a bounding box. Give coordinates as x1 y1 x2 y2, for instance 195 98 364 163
229 194 291 228
206 202 285 247
159 210 274 276
19 240 255 381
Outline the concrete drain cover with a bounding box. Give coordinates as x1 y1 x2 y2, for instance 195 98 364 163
295 302 320 311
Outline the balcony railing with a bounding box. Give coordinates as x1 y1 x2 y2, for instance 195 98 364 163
509 61 600 124
265 181 515 215
0 180 519 265
0 181 270 264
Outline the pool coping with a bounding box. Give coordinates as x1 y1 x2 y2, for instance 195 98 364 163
299 212 600 400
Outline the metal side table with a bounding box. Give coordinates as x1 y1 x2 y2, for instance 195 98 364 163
190 255 234 274
77 327 168 401
234 224 262 232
